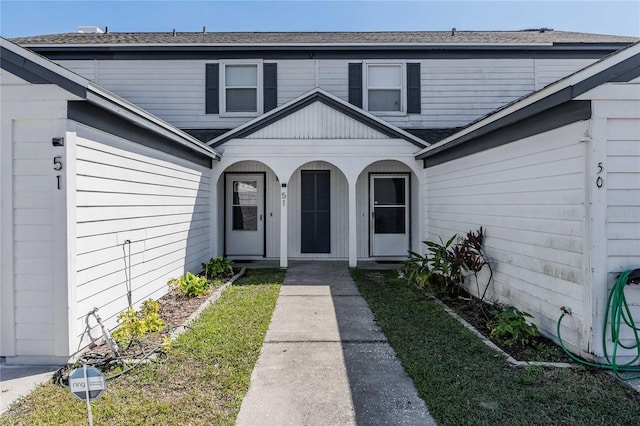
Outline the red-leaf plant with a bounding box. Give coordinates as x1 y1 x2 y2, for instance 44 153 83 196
447 227 493 304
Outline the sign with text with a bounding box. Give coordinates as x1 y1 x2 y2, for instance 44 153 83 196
69 366 106 401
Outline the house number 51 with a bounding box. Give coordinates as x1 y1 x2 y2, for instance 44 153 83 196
54 156 63 190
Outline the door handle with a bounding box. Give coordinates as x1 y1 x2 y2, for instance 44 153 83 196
260 214 263 221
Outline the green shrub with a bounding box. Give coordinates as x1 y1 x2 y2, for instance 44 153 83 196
202 257 234 280
112 299 164 346
488 306 539 347
403 227 492 301
168 272 212 297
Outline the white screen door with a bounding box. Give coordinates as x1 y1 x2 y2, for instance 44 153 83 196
370 174 409 256
226 174 264 256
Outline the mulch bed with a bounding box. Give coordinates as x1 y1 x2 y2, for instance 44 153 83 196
83 269 239 360
439 293 572 363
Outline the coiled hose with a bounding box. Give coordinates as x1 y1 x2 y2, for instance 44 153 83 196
557 269 640 380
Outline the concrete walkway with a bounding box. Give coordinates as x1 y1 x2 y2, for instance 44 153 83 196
0 361 59 414
236 261 436 426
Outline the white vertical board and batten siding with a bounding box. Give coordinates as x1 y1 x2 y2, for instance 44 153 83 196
1 70 75 362
55 57 597 130
73 124 211 347
424 121 590 351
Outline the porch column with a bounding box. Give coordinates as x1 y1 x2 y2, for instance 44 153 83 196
280 183 288 268
348 180 357 267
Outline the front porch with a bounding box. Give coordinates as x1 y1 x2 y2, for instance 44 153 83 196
214 159 423 268
207 89 428 268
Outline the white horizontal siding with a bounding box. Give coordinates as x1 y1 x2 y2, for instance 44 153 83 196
534 59 597 90
425 121 589 348
277 60 316 105
56 56 598 131
72 124 211 349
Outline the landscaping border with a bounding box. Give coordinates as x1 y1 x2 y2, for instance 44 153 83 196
434 298 574 368
169 267 246 340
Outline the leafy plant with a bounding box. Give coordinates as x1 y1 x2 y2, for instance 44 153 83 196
202 257 233 280
403 227 493 302
112 299 165 346
488 306 539 347
403 234 463 296
168 271 212 297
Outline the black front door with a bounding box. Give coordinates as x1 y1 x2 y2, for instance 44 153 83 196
301 170 330 253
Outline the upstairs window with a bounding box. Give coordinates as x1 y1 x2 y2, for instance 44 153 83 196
206 62 277 116
366 64 402 112
224 64 259 113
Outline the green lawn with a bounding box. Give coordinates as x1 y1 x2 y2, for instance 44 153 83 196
1 268 285 426
351 269 640 426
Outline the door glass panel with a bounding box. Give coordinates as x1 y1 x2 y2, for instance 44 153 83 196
233 206 257 231
233 181 257 205
374 207 405 234
374 178 405 205
232 180 258 231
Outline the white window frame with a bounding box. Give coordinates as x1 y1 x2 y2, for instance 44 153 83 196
220 60 263 117
363 61 406 115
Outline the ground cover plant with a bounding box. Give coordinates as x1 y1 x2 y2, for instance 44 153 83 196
0 268 285 426
403 228 568 362
351 269 640 425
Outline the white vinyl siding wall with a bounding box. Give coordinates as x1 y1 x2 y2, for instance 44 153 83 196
72 124 211 348
1 71 75 363
605 116 640 358
606 118 640 276
56 57 597 130
424 121 589 350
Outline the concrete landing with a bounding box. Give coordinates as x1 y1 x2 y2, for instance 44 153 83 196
236 261 435 426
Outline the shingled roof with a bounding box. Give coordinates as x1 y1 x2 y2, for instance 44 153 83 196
11 30 638 46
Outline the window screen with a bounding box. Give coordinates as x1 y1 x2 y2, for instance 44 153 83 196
225 65 258 113
367 65 402 112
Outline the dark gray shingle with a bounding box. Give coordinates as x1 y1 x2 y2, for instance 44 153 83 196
10 30 639 46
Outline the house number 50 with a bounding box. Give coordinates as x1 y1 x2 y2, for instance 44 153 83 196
54 156 63 190
596 162 604 189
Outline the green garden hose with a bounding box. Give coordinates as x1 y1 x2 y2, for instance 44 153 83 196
557 269 640 380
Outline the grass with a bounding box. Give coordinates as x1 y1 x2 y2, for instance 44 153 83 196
1 268 285 426
351 269 640 426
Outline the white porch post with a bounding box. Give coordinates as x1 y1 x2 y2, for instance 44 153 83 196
280 183 288 268
348 180 357 267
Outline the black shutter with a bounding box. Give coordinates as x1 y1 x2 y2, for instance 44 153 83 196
263 63 278 112
205 63 219 114
407 63 421 114
348 63 363 108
